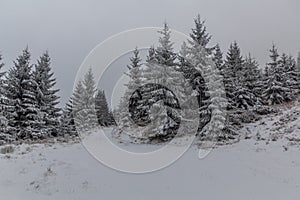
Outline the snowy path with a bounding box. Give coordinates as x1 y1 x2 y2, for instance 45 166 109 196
1 128 300 200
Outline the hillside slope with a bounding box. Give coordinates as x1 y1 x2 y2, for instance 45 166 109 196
0 100 300 200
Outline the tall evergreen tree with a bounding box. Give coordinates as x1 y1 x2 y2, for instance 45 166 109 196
82 68 97 110
95 90 115 126
189 14 214 54
0 54 9 137
155 22 176 66
281 54 299 98
59 103 77 136
72 68 98 132
71 80 85 131
262 44 290 105
33 52 61 136
267 43 280 70
224 41 244 72
232 54 262 109
222 41 245 109
295 53 300 93
5 48 42 139
144 23 183 139
297 52 300 71
0 54 5 78
213 44 223 70
146 45 156 63
118 48 143 131
186 16 216 106
243 54 263 104
183 34 228 140
126 47 143 84
144 22 176 86
72 81 84 113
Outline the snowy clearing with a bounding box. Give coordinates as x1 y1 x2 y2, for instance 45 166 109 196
1 125 300 199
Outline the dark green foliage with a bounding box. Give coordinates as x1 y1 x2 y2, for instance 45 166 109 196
95 90 115 126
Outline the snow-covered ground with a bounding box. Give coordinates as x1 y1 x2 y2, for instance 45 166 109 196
1 102 300 200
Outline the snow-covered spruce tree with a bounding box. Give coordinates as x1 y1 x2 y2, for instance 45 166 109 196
297 52 300 71
188 15 214 106
72 68 98 132
242 54 263 105
290 54 300 94
142 23 184 140
178 17 217 136
189 14 215 55
0 54 6 118
231 54 262 110
0 54 5 78
146 45 156 63
296 52 300 93
178 42 204 89
262 44 291 105
82 68 98 128
0 54 11 143
126 47 143 86
267 43 280 70
117 47 143 133
33 52 61 136
280 54 299 98
211 41 253 136
155 22 176 66
59 104 77 136
183 35 230 141
95 90 115 126
72 80 85 131
4 48 42 139
222 41 245 109
213 44 224 70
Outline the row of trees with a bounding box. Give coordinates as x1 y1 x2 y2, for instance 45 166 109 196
0 49 114 143
117 15 300 141
68 68 115 134
217 42 300 109
1 14 299 143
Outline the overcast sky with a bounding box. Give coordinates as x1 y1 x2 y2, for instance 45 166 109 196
0 0 300 105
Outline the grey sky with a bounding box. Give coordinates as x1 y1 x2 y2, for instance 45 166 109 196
0 0 300 105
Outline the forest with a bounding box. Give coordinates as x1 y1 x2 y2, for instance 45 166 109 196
0 14 300 145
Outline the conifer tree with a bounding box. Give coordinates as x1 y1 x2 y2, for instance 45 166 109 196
224 41 244 73
146 46 156 63
5 48 42 139
183 35 228 141
33 52 60 136
243 54 263 104
231 54 262 109
222 41 245 109
155 22 176 66
262 44 290 105
0 54 5 78
143 23 183 139
82 68 98 129
0 54 9 138
267 43 280 71
281 54 299 98
297 52 300 70
95 90 115 126
59 104 77 136
213 44 223 70
189 14 214 54
72 80 85 131
72 69 98 132
118 48 143 131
